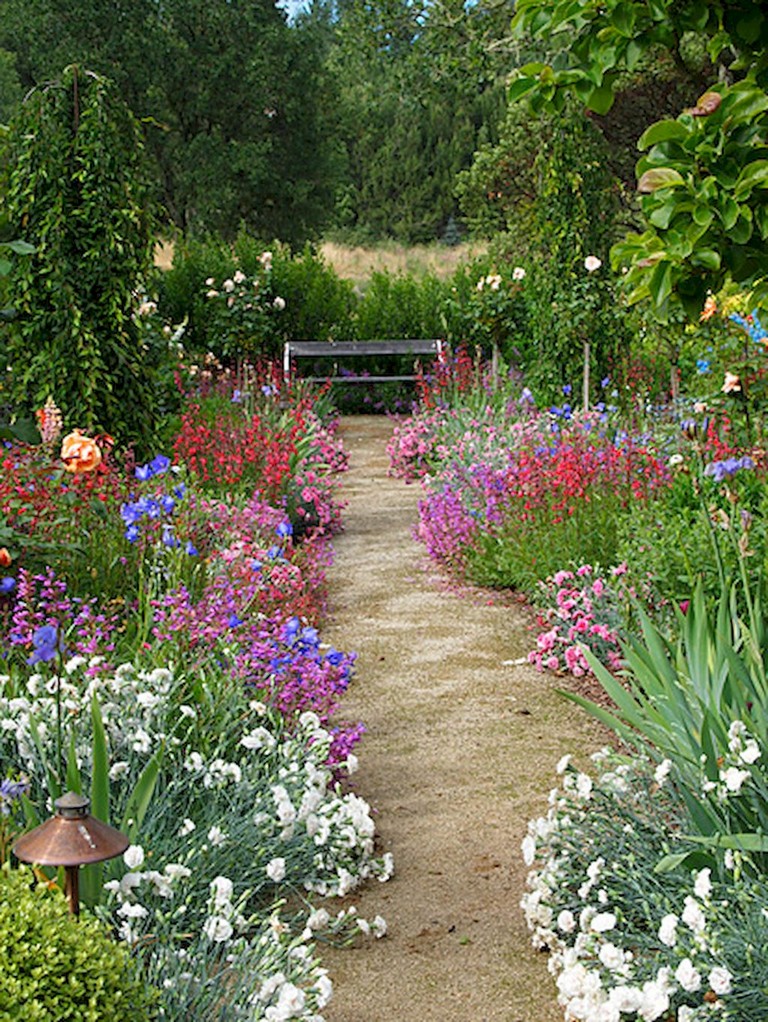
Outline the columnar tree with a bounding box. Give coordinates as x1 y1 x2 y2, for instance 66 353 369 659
1 65 166 450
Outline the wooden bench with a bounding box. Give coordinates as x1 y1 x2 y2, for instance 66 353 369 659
283 339 443 385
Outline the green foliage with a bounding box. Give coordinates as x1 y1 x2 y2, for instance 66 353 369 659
568 582 768 870
0 864 156 1022
508 0 768 318
0 66 172 453
614 80 768 318
158 235 358 360
354 271 447 341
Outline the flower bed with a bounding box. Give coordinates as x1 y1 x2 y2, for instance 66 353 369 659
1 379 387 1020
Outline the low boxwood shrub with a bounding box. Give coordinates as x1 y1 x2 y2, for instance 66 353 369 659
0 864 156 1022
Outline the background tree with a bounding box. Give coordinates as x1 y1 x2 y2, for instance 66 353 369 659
326 0 509 243
0 0 341 244
0 65 171 451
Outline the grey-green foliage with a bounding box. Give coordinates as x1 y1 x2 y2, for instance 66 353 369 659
1 65 172 452
0 864 156 1022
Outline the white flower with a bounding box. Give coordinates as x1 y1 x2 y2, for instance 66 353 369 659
222 278 235 293
273 296 286 311
109 761 130 780
694 867 712 900
598 942 625 971
556 754 571 774
345 753 359 774
203 915 234 942
207 825 227 847
211 876 234 907
521 834 537 866
371 914 387 938
637 979 669 1020
356 917 370 935
205 277 215 286
557 909 576 933
654 759 672 785
123 845 145 870
266 857 287 882
512 266 526 280
682 896 706 934
233 270 246 283
708 966 732 995
590 911 617 933
584 255 602 273
178 817 196 836
675 958 701 992
658 913 678 947
117 901 148 919
740 739 760 764
576 772 593 799
307 908 330 930
721 766 750 792
271 982 305 1019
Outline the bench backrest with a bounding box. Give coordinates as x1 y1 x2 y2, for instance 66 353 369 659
283 338 443 383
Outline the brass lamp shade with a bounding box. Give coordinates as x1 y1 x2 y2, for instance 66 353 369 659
13 791 129 867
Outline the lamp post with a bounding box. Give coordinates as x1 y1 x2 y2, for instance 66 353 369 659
13 791 129 916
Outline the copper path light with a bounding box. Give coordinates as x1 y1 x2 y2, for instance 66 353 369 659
13 791 129 916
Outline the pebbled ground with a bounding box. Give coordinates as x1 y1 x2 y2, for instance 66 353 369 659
320 416 605 1022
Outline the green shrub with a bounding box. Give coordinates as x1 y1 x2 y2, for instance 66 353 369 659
0 864 156 1022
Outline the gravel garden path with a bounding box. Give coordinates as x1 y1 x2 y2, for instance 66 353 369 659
321 416 606 1022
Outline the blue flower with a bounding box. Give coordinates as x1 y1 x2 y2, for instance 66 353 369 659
173 484 186 500
135 463 153 482
601 376 610 389
162 527 179 548
696 358 711 374
276 521 293 539
232 389 242 404
250 560 262 572
227 613 243 628
0 577 15 594
562 384 572 396
267 545 282 560
124 525 140 543
121 502 143 525
186 542 198 557
704 456 754 482
150 454 171 475
160 494 176 514
28 624 58 664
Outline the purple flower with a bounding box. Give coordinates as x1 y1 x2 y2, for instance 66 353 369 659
276 521 293 538
186 542 198 557
135 463 153 482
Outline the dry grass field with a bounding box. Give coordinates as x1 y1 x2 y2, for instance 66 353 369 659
154 238 486 281
319 240 486 282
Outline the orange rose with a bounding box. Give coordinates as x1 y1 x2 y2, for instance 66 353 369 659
60 430 102 474
0 548 11 568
